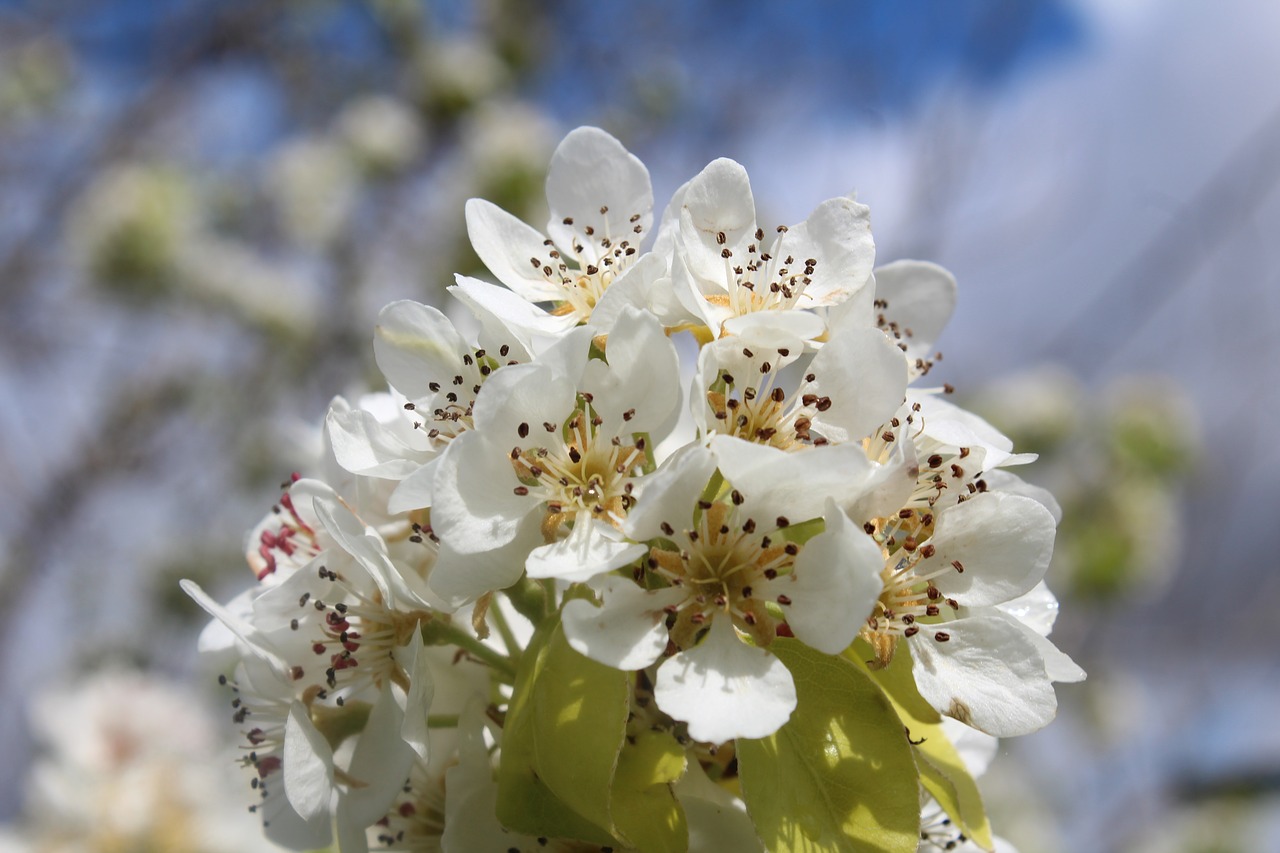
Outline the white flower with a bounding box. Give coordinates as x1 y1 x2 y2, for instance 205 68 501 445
692 320 907 448
562 438 885 743
429 308 678 604
668 157 875 340
861 487 1081 737
326 297 535 515
461 125 663 334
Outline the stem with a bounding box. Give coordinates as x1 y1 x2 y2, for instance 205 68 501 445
505 575 549 625
420 618 517 681
488 598 524 664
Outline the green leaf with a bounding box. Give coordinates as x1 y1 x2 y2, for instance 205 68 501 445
846 639 994 851
737 639 921 853
612 729 689 853
495 613 621 845
495 612 690 851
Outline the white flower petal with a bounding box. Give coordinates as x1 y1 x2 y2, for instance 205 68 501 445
343 684 416 827
450 275 578 352
777 196 874 307
908 614 1058 737
921 492 1056 607
562 577 681 670
465 198 564 302
995 580 1060 637
325 405 427 479
623 442 718 542
784 500 884 654
545 126 653 265
982 468 1063 524
399 635 436 763
710 435 876 524
678 158 757 283
720 308 826 340
284 701 335 821
430 431 536 555
807 326 908 442
588 306 680 435
470 360 576 440
373 299 469 399
428 512 544 606
871 260 956 361
387 457 439 513
525 519 647 583
654 618 796 743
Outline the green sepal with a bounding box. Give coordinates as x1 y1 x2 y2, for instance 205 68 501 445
737 639 921 853
846 639 994 851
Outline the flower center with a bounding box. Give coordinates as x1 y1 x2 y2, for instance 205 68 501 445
706 348 833 450
708 226 818 323
510 405 646 541
249 475 321 581
643 499 801 650
530 207 646 324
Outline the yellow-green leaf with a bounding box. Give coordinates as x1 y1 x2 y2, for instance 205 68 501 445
738 639 920 853
612 729 689 853
495 614 620 845
846 639 994 851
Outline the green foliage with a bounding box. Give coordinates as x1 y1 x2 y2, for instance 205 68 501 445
848 639 994 851
737 639 921 853
496 612 689 851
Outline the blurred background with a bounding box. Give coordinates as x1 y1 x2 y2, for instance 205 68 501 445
0 1 1277 850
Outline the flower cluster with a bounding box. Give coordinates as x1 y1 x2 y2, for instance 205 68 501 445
188 127 1081 852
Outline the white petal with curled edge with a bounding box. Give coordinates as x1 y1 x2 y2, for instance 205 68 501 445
430 431 536 554
922 492 1056 607
450 275 578 352
908 614 1058 737
871 260 956 361
679 158 757 283
807 326 908 443
654 618 796 743
180 579 288 672
525 518 647 583
373 299 468 399
710 435 875 524
676 761 765 853
325 405 427 479
623 442 718 542
785 500 884 654
545 126 653 264
284 700 335 821
563 577 682 670
464 198 563 302
343 684 416 828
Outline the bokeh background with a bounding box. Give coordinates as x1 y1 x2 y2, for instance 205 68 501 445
1 1 1277 850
